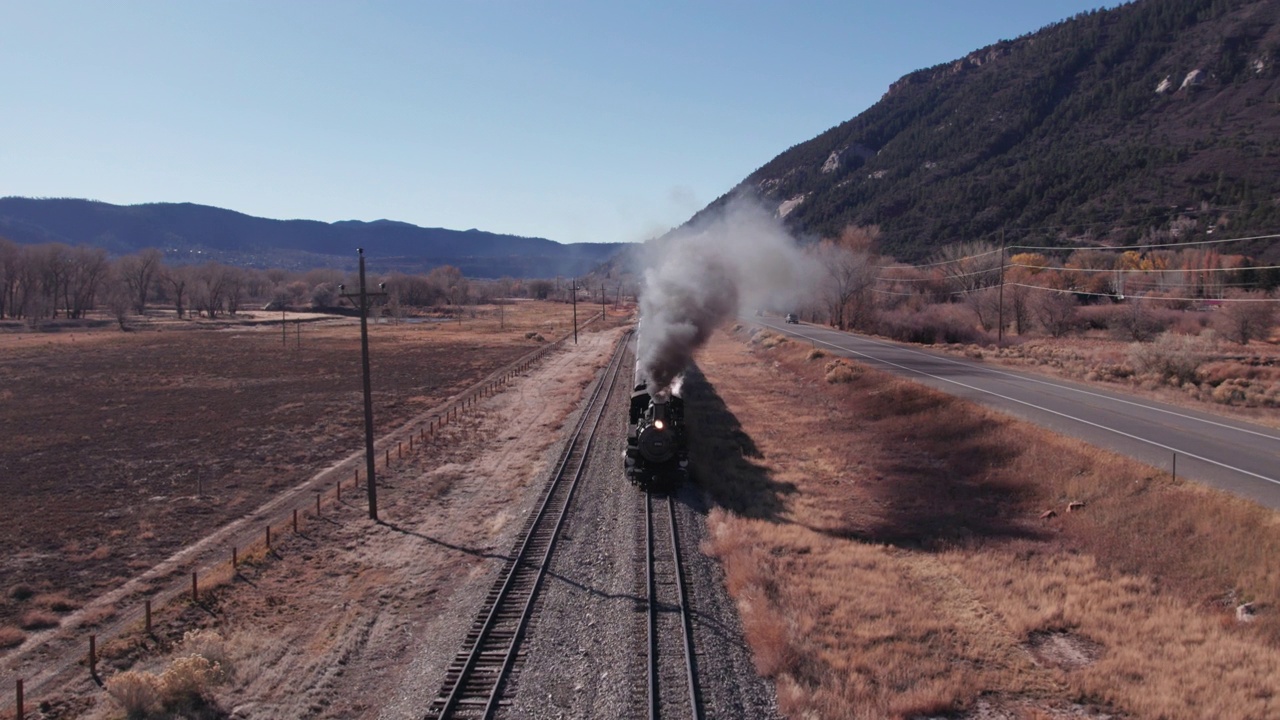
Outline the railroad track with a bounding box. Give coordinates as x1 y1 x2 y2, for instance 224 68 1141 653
645 490 702 720
424 332 629 720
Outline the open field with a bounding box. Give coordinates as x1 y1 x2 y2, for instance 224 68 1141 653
0 301 599 641
688 326 1280 719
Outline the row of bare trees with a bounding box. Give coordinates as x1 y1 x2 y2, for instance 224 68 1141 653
0 238 594 328
802 228 1277 345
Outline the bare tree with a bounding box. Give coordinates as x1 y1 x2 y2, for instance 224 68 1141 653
0 238 20 319
117 248 163 315
427 265 466 306
1034 291 1080 337
104 264 133 330
932 240 1002 296
32 243 72 318
161 264 190 318
66 246 108 319
222 267 246 316
1213 291 1276 344
191 262 231 318
816 226 882 331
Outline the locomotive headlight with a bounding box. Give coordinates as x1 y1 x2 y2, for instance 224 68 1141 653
653 419 665 430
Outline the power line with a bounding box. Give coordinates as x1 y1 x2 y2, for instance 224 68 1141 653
1006 262 1280 274
1008 231 1280 252
1001 282 1280 303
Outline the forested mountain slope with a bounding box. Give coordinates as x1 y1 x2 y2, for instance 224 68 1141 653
698 0 1280 263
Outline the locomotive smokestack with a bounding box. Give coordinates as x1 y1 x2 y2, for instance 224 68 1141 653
635 197 822 395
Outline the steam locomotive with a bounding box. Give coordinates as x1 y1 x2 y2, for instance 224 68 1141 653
625 375 689 488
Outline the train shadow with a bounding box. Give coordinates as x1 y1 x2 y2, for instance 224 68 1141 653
681 358 1044 550
814 411 1045 550
680 364 796 522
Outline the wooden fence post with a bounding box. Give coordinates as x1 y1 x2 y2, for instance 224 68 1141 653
266 526 271 550
192 572 198 603
293 508 298 533
145 599 152 634
317 493 322 514
89 635 96 676
15 678 22 720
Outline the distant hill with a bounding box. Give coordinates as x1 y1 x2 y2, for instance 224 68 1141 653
0 197 625 278
695 0 1280 263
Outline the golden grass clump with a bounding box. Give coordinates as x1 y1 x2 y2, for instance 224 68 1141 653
105 670 162 717
0 625 24 649
19 610 59 630
79 603 118 627
32 592 79 613
823 358 859 383
105 650 228 717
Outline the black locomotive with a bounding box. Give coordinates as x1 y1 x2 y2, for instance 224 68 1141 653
625 377 689 488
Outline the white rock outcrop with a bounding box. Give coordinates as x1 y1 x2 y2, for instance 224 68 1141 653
777 194 807 218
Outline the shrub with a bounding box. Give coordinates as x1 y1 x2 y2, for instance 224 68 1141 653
1128 332 1212 385
1208 376 1249 404
824 359 861 384
876 304 986 345
33 592 79 613
806 348 826 361
7 584 34 601
179 630 231 675
0 626 25 649
1212 291 1276 345
1108 301 1174 341
159 655 225 709
19 610 59 630
106 671 162 717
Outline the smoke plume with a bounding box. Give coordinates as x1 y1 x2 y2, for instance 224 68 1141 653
635 197 822 394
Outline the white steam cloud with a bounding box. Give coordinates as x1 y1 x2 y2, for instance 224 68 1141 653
635 197 823 394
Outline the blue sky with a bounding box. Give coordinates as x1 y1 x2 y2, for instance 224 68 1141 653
1 1 1123 245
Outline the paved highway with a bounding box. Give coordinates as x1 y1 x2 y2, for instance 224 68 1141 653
754 318 1280 510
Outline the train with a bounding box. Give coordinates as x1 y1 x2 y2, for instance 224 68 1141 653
625 373 689 488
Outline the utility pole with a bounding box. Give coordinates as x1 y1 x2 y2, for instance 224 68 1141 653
601 283 606 319
339 249 387 521
571 278 578 344
997 229 1006 344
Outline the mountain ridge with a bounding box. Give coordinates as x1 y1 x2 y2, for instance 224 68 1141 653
692 0 1280 264
0 196 624 278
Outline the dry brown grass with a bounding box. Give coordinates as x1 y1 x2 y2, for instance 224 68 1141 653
18 609 60 631
690 327 1280 719
32 592 80 613
0 625 24 649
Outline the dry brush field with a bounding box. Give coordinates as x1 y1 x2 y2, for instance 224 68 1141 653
687 326 1280 719
0 303 583 645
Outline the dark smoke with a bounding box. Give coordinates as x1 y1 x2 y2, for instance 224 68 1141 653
636 198 822 395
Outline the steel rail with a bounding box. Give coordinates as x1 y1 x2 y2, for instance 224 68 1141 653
427 332 629 719
667 496 701 720
646 492 702 720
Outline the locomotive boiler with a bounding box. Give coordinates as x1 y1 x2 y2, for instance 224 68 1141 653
625 373 689 488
